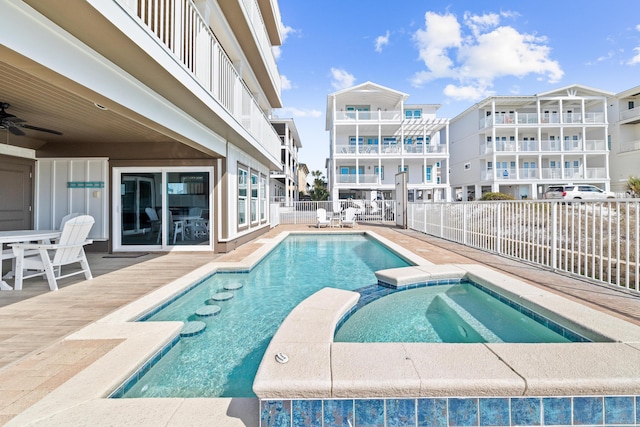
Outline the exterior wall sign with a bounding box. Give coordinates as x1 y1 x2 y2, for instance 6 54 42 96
67 181 105 188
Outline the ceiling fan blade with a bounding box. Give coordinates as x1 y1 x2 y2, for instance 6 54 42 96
18 124 63 135
7 124 26 136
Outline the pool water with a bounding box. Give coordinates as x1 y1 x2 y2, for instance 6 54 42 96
122 234 411 398
334 282 578 343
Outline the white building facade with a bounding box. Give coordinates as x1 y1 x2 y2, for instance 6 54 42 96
270 118 302 204
449 85 612 200
326 82 450 203
607 85 640 193
0 0 284 252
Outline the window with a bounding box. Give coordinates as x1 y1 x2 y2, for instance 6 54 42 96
398 165 408 173
260 175 266 221
238 166 248 227
374 166 384 180
629 101 635 110
426 166 432 182
435 162 441 168
487 161 493 170
349 137 363 145
405 109 422 119
346 105 370 119
251 172 258 223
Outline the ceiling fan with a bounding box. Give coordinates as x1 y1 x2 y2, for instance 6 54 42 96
0 102 62 136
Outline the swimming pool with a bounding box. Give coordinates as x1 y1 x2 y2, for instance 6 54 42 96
120 234 412 398
334 281 587 343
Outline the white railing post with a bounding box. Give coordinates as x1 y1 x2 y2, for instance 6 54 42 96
495 203 502 254
551 202 558 270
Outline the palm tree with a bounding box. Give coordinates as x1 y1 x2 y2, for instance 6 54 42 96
310 170 329 201
626 176 640 198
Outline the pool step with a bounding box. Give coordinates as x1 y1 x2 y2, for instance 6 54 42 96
210 292 234 302
223 282 244 291
195 305 221 317
181 321 206 337
437 294 502 342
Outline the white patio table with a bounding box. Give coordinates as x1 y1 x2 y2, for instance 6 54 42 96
0 230 61 290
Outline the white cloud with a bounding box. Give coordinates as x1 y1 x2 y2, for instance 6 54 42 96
281 75 292 90
273 24 297 60
411 11 564 102
375 31 390 53
629 47 640 65
629 25 640 65
275 107 322 118
330 68 356 90
443 83 493 101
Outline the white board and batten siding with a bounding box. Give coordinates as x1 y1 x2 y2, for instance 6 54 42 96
35 158 109 240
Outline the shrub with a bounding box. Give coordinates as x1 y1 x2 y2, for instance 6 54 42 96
480 192 516 201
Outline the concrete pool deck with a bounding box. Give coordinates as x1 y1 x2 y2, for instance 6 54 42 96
1 224 639 426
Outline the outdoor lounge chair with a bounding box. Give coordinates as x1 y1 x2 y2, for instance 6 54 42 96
316 208 331 228
10 215 95 291
342 207 357 228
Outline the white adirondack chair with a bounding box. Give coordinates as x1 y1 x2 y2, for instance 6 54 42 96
316 208 331 228
11 215 95 291
342 207 357 228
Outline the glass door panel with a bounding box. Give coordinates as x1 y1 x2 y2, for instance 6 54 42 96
166 172 210 246
121 173 162 246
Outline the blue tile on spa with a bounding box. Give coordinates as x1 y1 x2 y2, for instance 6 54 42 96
448 398 479 426
542 397 571 425
323 399 354 427
386 399 416 427
572 396 603 425
604 396 635 425
479 398 510 426
417 398 448 427
292 400 322 427
511 398 541 426
261 400 291 427
355 399 384 427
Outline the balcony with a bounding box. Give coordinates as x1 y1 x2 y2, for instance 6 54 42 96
336 174 381 185
620 106 640 123
479 111 606 129
334 110 403 121
620 140 640 153
120 0 281 159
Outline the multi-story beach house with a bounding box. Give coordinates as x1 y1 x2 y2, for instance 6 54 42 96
269 118 302 204
607 85 640 193
449 85 613 200
0 0 284 252
326 81 450 204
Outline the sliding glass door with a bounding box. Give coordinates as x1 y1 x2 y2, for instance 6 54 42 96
114 167 213 251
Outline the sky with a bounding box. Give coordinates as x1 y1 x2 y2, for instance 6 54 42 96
272 1 640 180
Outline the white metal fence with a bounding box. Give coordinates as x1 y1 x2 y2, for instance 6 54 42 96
275 200 396 225
408 200 640 293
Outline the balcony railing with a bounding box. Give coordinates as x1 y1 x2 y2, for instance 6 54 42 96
334 110 403 121
480 139 606 153
480 111 606 128
122 0 281 158
336 173 381 184
620 106 640 121
620 140 640 153
335 144 447 155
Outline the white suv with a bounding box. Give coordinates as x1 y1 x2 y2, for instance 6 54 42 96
543 185 615 200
